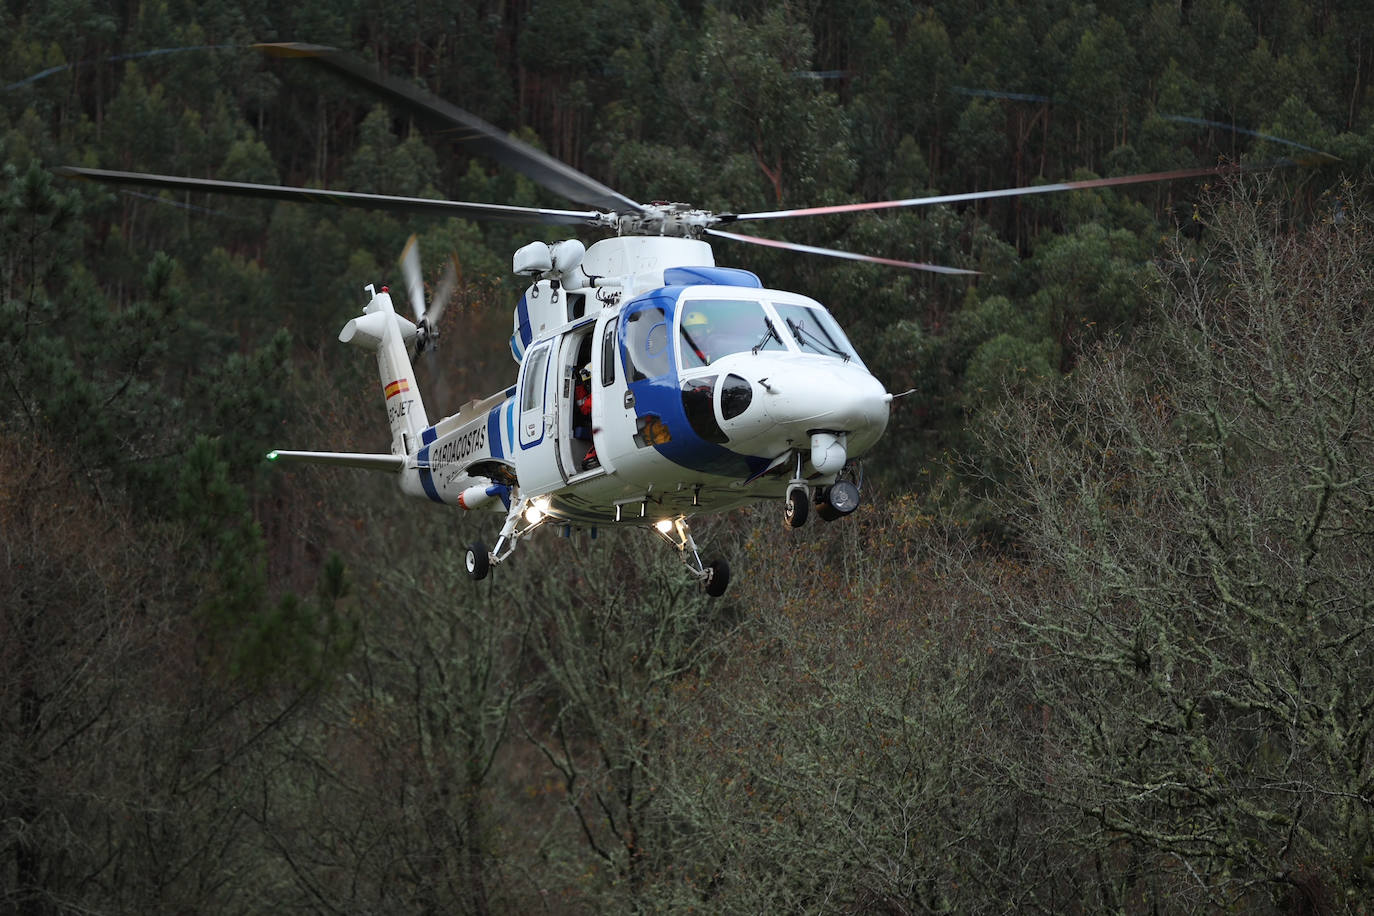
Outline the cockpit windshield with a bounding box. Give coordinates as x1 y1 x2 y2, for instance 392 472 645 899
773 302 862 365
678 299 785 369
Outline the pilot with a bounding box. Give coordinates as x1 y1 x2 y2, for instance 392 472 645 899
574 363 598 469
683 310 712 365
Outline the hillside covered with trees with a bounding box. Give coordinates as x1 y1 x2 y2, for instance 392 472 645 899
4 0 1374 912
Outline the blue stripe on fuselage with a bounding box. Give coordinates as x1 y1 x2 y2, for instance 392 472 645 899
504 400 515 456
619 286 769 479
487 406 504 460
415 444 443 503
629 374 769 478
516 293 533 350
663 266 762 288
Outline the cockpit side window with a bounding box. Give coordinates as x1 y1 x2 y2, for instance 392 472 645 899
774 303 862 365
623 306 672 381
678 299 785 368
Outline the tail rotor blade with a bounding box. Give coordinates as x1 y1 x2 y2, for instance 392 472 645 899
400 234 426 322
428 253 461 328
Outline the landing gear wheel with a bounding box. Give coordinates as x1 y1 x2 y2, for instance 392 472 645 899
465 542 490 581
817 480 861 522
784 488 809 528
705 558 731 597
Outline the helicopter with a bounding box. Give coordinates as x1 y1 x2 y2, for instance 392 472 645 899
56 42 1261 597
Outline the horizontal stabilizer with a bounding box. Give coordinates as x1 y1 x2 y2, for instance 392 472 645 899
266 449 407 472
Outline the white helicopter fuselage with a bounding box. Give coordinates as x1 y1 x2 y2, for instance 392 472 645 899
270 235 894 590
419 237 887 520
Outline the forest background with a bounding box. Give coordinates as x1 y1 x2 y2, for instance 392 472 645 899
4 0 1374 912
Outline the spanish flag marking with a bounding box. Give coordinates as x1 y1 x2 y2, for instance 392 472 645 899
384 378 410 400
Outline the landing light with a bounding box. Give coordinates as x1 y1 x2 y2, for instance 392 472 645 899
525 497 552 524
655 518 675 534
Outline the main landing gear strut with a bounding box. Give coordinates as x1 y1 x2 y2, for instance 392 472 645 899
652 516 730 598
465 493 550 583
464 495 732 598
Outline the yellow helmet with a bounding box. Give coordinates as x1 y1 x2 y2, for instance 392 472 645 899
683 310 709 328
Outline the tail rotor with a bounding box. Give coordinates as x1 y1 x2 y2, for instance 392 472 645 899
400 233 460 356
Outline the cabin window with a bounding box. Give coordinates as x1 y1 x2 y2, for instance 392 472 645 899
521 346 550 412
569 292 587 320
600 318 617 387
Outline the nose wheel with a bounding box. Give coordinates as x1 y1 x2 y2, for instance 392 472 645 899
782 449 812 528
783 448 863 527
784 486 810 528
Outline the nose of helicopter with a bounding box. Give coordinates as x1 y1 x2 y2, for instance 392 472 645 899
709 357 894 465
757 361 890 435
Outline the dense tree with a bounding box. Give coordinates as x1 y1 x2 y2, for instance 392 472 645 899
974 182 1374 909
4 1 1374 911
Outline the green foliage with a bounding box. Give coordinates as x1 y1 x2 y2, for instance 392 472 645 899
1026 220 1154 350
187 328 293 474
0 163 184 493
220 136 277 184
104 64 179 171
962 331 1056 408
681 7 855 208
4 3 1374 910
263 202 353 327
342 105 441 197
977 185 1374 906
177 434 356 686
951 97 1007 189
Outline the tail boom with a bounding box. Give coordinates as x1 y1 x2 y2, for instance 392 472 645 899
338 285 430 456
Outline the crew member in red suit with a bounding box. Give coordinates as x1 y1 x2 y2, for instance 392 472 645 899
575 364 598 469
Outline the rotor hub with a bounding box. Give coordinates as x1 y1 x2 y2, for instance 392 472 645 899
616 203 720 239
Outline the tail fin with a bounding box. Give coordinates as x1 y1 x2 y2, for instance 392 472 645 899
339 285 430 456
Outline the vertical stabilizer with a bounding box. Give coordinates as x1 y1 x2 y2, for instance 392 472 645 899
339 286 430 456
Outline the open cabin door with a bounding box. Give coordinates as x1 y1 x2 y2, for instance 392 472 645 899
515 339 562 494
515 320 603 497
559 319 603 482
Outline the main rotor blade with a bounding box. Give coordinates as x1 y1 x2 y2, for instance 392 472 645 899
728 163 1246 222
706 228 979 275
256 42 643 215
53 167 605 226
